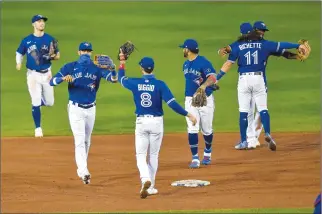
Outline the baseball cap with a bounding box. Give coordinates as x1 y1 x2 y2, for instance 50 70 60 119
139 57 154 70
240 22 253 34
79 42 93 51
253 21 269 31
179 39 199 51
32 14 48 23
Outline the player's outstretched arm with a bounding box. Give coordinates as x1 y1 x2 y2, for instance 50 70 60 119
49 64 73 86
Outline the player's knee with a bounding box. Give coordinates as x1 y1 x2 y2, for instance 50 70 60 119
257 106 268 112
201 129 213 136
239 107 250 112
187 128 199 134
31 99 42 107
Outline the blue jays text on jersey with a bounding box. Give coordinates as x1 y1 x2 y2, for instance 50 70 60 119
228 40 299 74
50 54 116 104
118 67 188 117
17 33 59 71
182 55 216 97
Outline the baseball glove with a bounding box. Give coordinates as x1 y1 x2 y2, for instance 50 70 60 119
94 54 115 70
49 39 59 56
297 39 311 61
117 41 136 60
192 88 207 107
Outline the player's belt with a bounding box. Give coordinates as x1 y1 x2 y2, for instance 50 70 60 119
240 72 262 76
136 114 160 118
35 69 49 73
70 101 96 109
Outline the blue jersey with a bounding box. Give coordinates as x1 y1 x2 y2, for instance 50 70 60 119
182 55 216 97
118 68 187 117
228 40 284 74
228 40 284 86
16 33 59 71
51 55 115 104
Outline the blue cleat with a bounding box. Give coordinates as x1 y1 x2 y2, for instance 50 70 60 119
265 133 276 151
234 141 248 150
189 159 200 169
201 156 211 165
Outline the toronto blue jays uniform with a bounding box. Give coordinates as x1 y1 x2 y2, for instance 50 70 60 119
49 42 117 184
226 30 301 150
16 15 59 137
118 57 190 196
314 193 321 214
179 39 216 168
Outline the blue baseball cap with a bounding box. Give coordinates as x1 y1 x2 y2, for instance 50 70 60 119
32 14 48 23
253 21 269 31
79 42 93 51
240 22 253 34
179 39 199 51
139 57 154 70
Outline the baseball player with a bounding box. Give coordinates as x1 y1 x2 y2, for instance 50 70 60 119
117 53 197 199
218 21 301 149
314 193 321 214
215 29 308 151
179 39 218 169
16 15 60 137
49 42 117 184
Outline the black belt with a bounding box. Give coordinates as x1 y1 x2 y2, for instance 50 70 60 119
71 101 96 109
35 69 49 73
240 72 262 75
137 114 160 118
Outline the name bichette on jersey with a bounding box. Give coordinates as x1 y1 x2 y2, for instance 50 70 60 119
239 43 262 50
138 84 155 92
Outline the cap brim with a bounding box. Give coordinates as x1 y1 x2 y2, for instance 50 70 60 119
179 44 185 48
80 49 93 51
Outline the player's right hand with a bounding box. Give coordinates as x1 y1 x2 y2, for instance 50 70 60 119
16 64 22 71
187 113 197 126
63 75 73 82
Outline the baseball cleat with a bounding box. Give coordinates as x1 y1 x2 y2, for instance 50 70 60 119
189 159 200 169
140 180 151 199
247 139 258 149
235 141 248 150
265 134 276 151
201 156 211 165
82 174 91 184
35 127 43 138
147 187 158 195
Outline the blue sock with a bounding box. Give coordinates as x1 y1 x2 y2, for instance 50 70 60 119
239 112 248 142
32 106 41 128
203 133 213 153
188 133 198 157
260 110 270 135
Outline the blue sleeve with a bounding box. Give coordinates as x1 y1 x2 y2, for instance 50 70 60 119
201 58 216 76
101 69 117 83
117 67 135 90
228 43 239 62
49 63 71 86
16 39 26 55
160 81 188 116
168 101 188 116
265 41 299 54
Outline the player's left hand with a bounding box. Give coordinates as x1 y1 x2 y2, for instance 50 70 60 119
63 75 73 82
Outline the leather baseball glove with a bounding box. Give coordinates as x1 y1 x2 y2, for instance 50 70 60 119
94 54 115 70
118 41 136 60
297 39 311 61
42 39 59 60
192 88 207 107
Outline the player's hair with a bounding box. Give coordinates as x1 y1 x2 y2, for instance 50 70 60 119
237 30 262 42
144 68 154 73
190 49 199 54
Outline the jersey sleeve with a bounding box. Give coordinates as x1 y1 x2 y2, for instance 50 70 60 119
201 58 216 77
160 81 176 105
228 42 239 63
264 41 282 54
55 63 72 77
16 39 26 55
118 67 136 90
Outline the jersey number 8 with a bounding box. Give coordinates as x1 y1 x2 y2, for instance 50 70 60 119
141 92 152 107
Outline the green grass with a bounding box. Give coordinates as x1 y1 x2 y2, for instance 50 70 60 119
1 2 320 137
